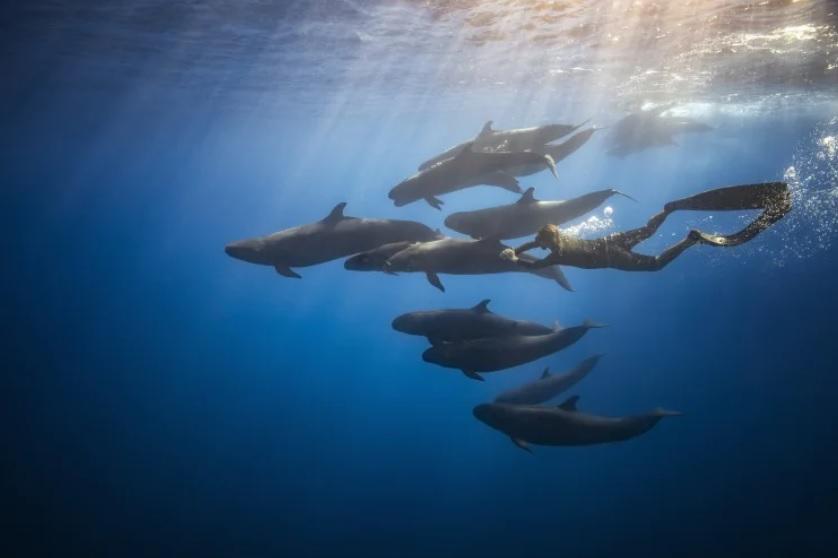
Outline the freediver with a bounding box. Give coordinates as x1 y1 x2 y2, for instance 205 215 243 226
500 182 791 271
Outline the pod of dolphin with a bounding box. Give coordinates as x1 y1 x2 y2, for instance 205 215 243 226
226 111 790 453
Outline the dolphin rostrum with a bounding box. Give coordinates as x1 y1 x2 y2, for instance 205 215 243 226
494 355 603 405
392 299 553 345
421 320 604 381
419 120 589 171
225 202 439 278
444 187 633 240
389 143 557 210
473 398 681 452
379 236 573 292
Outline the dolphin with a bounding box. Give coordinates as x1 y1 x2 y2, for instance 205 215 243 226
418 120 588 171
500 128 599 178
473 397 682 452
444 187 633 240
494 355 603 405
421 320 604 381
224 202 439 278
379 236 573 292
392 299 553 345
607 108 712 157
389 143 558 210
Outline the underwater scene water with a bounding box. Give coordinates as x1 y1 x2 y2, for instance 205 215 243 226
3 1 838 556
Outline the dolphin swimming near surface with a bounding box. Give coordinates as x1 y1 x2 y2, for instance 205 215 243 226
421 320 604 381
473 397 681 452
224 202 439 278
389 143 558 209
380 236 573 292
608 107 712 157
391 299 553 345
418 120 589 171
494 355 603 405
444 187 632 240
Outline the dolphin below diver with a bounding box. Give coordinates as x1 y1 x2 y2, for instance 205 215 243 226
419 120 589 171
224 202 439 278
389 142 557 210
391 299 553 345
444 187 633 240
421 320 604 381
378 236 573 292
494 355 603 405
473 397 681 452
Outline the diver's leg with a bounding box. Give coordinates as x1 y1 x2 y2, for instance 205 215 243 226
611 231 700 271
608 208 671 250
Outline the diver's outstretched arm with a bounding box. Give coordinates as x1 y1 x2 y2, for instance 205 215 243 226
513 240 542 256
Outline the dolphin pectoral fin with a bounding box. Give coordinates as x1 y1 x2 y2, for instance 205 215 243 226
274 264 301 278
510 437 532 453
462 370 484 382
553 265 574 291
543 154 558 180
426 272 445 292
482 172 521 193
425 196 445 210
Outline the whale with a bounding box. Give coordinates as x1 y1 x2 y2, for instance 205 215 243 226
444 187 631 240
494 355 602 405
500 128 598 178
392 299 553 345
379 236 573 292
473 397 681 452
607 107 712 157
224 202 439 278
421 320 604 381
418 120 588 171
389 143 557 210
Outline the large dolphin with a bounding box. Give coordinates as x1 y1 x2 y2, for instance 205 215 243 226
419 120 588 171
444 187 632 240
421 320 604 381
225 202 439 278
389 143 558 210
391 299 553 345
607 107 712 157
378 236 573 292
494 355 602 405
473 397 681 452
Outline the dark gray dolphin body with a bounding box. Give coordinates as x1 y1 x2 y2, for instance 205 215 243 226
225 203 438 278
445 187 631 240
502 128 598 178
422 320 603 380
392 299 553 345
608 108 712 157
473 397 681 451
379 236 573 292
494 355 603 405
419 120 587 171
390 143 558 210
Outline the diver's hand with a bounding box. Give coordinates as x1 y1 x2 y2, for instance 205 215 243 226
500 248 518 262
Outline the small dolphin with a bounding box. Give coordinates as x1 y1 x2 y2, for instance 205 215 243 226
380 236 573 292
392 299 553 345
419 120 588 171
445 187 632 240
494 355 603 405
422 320 604 381
225 202 438 278
473 397 682 451
608 108 712 157
390 143 557 210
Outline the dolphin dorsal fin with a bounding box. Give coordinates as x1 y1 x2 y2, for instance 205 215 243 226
517 187 537 205
472 299 491 313
322 202 348 224
478 120 494 137
541 368 550 379
558 395 579 412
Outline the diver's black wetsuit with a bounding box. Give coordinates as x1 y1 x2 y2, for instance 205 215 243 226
512 182 791 272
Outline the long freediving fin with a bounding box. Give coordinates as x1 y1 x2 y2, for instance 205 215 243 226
426 271 445 292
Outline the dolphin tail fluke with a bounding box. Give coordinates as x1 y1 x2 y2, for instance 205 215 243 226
582 319 607 329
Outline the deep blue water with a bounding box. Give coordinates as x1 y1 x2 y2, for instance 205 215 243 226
4 2 838 557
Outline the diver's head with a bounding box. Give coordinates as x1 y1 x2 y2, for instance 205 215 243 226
536 224 562 250
224 237 268 264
